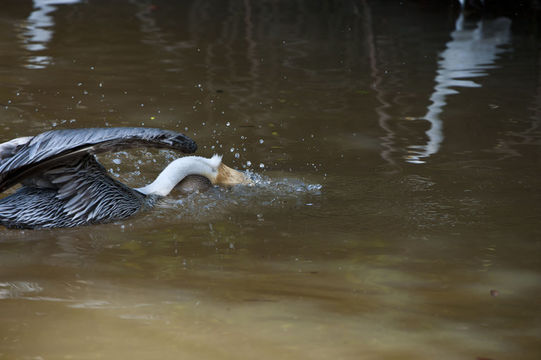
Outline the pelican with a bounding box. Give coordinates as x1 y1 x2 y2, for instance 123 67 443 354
0 127 250 229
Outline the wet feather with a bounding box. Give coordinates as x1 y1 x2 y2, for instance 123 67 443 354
0 128 196 229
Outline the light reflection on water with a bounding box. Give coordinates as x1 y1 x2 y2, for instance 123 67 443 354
406 14 512 164
23 0 82 69
1 1 541 359
371 9 513 165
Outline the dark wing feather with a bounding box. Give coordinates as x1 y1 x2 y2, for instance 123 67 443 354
45 155 146 225
0 136 33 161
0 127 197 192
0 156 151 229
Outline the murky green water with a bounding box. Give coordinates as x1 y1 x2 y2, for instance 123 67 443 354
1 1 541 359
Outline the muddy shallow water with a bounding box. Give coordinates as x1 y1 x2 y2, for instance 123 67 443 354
1 1 541 359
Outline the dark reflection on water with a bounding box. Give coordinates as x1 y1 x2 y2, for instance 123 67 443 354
1 1 541 359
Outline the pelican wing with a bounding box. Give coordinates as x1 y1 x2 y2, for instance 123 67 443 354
0 155 149 229
0 136 33 161
0 127 197 192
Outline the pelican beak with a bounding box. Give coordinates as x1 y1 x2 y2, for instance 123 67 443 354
214 163 254 186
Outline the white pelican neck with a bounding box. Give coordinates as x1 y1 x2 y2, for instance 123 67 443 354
136 155 222 196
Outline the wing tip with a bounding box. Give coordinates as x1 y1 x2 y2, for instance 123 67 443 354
172 133 197 154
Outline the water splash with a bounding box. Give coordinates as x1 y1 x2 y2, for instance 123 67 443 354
98 151 322 223
244 171 322 193
157 171 323 221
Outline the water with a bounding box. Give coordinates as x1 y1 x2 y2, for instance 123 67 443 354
1 0 541 359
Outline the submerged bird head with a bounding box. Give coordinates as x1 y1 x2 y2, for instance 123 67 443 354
211 156 253 186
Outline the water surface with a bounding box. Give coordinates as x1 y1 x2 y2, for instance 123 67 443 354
1 1 541 359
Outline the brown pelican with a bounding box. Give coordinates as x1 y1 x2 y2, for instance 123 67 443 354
0 127 250 229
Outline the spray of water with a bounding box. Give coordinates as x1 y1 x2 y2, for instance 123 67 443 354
154 171 322 222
